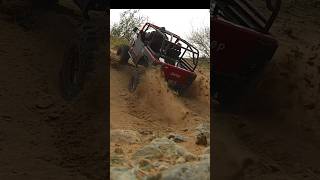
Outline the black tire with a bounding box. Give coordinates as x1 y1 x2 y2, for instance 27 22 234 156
167 82 184 96
168 75 194 96
59 40 86 101
80 21 97 73
117 45 130 64
59 21 97 101
128 71 139 93
178 87 189 96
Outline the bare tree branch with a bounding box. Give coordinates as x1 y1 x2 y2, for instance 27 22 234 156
187 25 210 58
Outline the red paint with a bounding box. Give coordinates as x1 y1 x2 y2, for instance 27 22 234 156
213 17 278 75
144 47 197 88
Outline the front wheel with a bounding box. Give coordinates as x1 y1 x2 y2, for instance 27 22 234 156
59 40 86 101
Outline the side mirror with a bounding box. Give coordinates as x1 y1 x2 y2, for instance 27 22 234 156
133 27 138 33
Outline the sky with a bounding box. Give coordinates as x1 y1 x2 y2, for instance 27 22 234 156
110 9 210 40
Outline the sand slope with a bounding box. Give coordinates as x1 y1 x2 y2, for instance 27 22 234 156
110 48 210 159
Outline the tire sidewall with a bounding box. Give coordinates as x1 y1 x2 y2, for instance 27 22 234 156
60 39 86 101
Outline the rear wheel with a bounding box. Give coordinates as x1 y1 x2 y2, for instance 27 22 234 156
176 87 185 96
117 45 130 64
167 82 184 96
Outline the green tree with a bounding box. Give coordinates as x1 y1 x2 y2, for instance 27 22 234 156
111 9 148 41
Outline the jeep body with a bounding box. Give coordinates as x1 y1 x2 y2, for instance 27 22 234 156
128 23 200 92
211 0 281 104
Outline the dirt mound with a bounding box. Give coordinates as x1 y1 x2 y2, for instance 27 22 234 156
135 68 190 124
184 69 210 106
110 47 210 179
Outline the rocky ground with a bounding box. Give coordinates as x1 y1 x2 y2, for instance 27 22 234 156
109 45 210 179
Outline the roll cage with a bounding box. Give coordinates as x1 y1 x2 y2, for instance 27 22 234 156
140 23 200 72
211 0 281 33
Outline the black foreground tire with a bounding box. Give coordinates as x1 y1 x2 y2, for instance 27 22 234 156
79 21 97 73
59 39 86 101
59 21 98 101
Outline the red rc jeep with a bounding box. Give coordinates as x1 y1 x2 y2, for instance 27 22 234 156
212 0 281 105
117 23 200 94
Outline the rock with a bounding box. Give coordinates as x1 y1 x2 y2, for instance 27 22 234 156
132 144 163 160
203 147 210 154
137 159 153 170
114 147 124 154
167 133 187 143
195 123 210 146
110 154 126 166
175 146 188 156
195 133 208 146
110 167 137 180
176 157 186 164
111 129 142 144
182 128 188 132
159 164 169 171
159 159 210 180
195 122 210 136
199 154 210 161
184 153 198 162
153 161 170 169
153 162 161 168
132 137 189 160
150 138 187 156
139 129 153 135
138 158 152 167
148 134 157 141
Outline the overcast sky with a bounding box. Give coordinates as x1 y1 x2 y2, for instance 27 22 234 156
110 9 210 40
